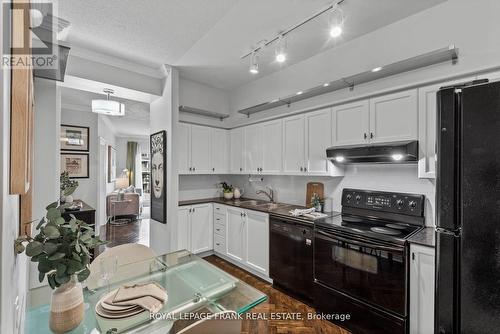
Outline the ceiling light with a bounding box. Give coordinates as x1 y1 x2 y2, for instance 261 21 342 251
335 156 345 162
249 52 259 74
92 89 125 116
324 83 330 87
329 6 344 38
392 154 404 161
372 67 383 72
275 35 287 63
296 91 303 95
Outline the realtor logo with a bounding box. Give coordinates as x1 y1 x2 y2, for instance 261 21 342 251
2 1 58 69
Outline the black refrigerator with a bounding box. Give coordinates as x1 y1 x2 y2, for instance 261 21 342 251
435 80 500 334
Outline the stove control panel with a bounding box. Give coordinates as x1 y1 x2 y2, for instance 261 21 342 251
342 188 425 217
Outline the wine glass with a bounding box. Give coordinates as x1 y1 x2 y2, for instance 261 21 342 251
99 256 118 292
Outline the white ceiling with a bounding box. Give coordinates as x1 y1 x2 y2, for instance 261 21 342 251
56 0 446 90
61 87 150 137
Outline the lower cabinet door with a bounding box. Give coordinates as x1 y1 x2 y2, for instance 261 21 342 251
410 244 435 334
189 204 212 254
177 207 190 251
245 210 269 275
226 207 245 262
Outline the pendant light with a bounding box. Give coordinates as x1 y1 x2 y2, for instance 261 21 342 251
249 51 259 74
329 5 344 38
91 89 125 116
275 35 287 63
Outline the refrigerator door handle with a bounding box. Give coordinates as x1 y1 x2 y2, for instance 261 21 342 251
436 227 461 236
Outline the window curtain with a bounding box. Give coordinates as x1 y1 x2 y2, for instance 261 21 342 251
126 142 138 186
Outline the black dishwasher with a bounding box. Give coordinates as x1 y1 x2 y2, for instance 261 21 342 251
269 217 313 301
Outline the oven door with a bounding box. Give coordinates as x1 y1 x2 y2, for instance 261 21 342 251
314 228 406 316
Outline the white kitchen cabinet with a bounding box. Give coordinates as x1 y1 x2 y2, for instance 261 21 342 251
177 204 213 254
331 100 370 146
410 244 435 334
226 207 245 262
210 128 229 174
245 210 269 276
190 125 211 174
178 124 211 174
305 108 332 175
178 123 191 174
369 89 418 143
230 128 245 173
283 114 306 173
244 124 262 174
177 206 190 251
261 120 283 174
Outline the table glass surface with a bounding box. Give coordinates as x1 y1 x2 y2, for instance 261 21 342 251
25 250 267 333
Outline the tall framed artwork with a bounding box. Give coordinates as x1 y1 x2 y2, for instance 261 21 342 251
60 124 89 152
107 145 116 182
150 130 167 223
60 153 89 179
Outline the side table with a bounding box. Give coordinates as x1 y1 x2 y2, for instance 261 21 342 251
110 199 133 225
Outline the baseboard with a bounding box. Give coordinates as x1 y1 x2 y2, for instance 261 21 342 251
212 252 273 284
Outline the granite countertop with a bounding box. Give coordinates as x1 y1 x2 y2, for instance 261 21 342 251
179 197 340 224
408 227 435 247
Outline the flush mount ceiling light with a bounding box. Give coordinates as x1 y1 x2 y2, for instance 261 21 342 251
275 35 287 63
249 51 259 74
92 89 125 116
329 5 344 38
372 66 383 72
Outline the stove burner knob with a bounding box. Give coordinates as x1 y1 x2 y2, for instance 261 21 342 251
355 195 361 202
396 199 405 208
346 194 352 201
409 201 417 208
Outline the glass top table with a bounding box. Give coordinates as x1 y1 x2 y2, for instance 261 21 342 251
25 250 267 333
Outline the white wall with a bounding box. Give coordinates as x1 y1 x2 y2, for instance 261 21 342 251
228 0 500 126
149 66 178 254
0 1 28 330
97 116 117 195
226 165 435 227
61 109 99 210
178 175 226 201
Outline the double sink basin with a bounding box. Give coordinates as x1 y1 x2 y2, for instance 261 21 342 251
224 199 292 211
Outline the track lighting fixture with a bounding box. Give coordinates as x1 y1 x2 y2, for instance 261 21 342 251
329 5 344 38
249 52 259 74
275 35 287 63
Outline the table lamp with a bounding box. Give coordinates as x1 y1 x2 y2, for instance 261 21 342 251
116 170 129 200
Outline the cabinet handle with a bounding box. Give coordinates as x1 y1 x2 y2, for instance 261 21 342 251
189 167 192 171
304 167 307 172
216 228 220 231
193 167 196 171
300 167 303 172
192 208 195 213
240 167 243 172
212 168 215 172
370 132 374 139
364 133 367 140
412 252 415 261
216 243 220 246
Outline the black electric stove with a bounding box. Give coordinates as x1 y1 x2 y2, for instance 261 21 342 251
314 188 426 334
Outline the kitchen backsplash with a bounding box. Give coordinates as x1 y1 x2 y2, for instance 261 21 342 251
178 164 435 226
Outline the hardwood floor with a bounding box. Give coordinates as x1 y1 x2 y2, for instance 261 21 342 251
96 217 150 255
205 255 351 334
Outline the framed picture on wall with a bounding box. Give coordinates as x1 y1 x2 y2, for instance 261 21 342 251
150 130 167 224
60 124 90 152
107 145 116 182
60 153 89 179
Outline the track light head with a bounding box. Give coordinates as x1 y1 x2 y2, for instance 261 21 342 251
275 35 287 63
329 6 344 38
249 52 259 74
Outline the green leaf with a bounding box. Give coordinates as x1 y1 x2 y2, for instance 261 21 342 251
80 244 90 257
48 252 66 261
63 186 77 196
54 217 65 225
56 263 67 276
46 207 61 221
55 274 70 285
38 260 52 273
36 218 46 230
14 242 25 254
77 268 90 282
31 253 46 262
45 202 58 210
66 259 83 274
43 226 60 239
47 273 56 289
72 252 81 261
75 242 81 253
42 243 58 255
69 220 77 233
25 241 43 257
38 272 45 283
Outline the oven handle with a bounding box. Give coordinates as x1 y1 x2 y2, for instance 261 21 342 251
315 230 404 253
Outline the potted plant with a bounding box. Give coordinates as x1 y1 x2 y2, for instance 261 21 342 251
60 171 78 203
220 182 234 200
15 202 106 333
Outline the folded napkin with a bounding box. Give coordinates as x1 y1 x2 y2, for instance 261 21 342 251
289 208 316 217
104 282 167 313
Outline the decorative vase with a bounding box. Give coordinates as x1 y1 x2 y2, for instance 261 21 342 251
233 188 244 199
223 192 234 200
49 275 84 334
65 195 74 204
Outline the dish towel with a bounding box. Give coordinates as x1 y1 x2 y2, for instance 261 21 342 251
289 208 316 217
104 282 167 313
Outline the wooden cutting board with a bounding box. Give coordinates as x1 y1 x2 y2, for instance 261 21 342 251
306 182 324 207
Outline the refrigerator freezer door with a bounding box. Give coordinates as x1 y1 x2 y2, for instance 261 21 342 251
435 88 460 231
459 82 500 334
435 231 459 334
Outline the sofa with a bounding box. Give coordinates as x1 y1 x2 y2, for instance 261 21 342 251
106 190 140 219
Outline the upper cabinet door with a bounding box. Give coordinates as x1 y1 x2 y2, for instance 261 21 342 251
189 204 213 254
306 108 332 175
190 125 211 174
211 128 229 174
331 100 370 147
283 115 306 173
261 120 283 174
230 128 244 173
418 84 439 179
369 89 418 144
244 125 263 174
178 123 191 174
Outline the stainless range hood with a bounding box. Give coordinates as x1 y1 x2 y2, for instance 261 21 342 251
327 140 418 164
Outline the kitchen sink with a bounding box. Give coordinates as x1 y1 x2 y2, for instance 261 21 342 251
237 200 259 205
255 203 290 210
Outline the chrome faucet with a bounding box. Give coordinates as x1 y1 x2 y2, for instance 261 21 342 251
256 187 274 203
